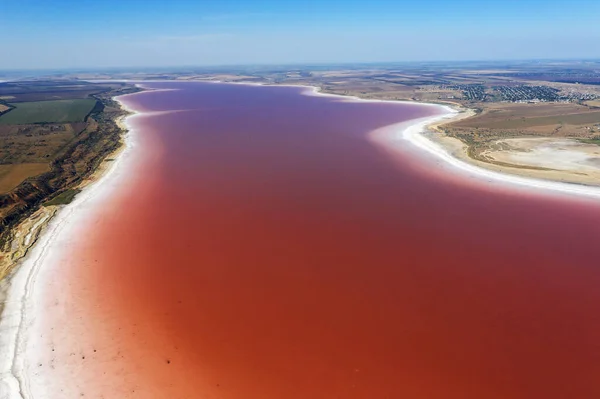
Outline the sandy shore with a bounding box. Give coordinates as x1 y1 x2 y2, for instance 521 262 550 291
413 100 600 188
397 114 600 199
2 81 600 398
476 137 600 185
422 131 600 192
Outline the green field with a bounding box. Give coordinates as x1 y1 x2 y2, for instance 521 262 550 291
0 99 97 124
43 188 82 206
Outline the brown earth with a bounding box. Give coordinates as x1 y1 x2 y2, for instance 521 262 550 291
0 163 50 192
0 123 88 164
451 103 600 131
440 102 600 162
585 100 600 108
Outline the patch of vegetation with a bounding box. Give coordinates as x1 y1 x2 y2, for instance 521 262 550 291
0 122 88 164
578 137 600 145
0 99 97 124
43 189 81 206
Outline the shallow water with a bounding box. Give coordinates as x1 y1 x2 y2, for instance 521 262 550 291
22 82 600 398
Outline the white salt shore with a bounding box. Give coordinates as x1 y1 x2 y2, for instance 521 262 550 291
397 112 600 199
1 81 600 398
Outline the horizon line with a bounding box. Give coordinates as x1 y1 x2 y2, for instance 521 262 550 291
2 57 600 73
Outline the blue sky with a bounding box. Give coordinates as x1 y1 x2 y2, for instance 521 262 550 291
2 0 600 69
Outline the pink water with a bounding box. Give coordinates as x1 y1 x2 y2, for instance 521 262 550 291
25 82 600 398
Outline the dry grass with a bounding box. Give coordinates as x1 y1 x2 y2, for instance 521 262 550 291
316 81 458 103
451 103 600 132
442 102 600 166
585 100 600 108
0 163 49 192
0 123 86 165
470 111 600 129
0 99 97 124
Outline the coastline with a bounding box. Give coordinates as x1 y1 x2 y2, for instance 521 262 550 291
0 95 140 398
228 80 600 193
1 80 600 397
295 82 600 199
427 133 600 187
397 112 600 199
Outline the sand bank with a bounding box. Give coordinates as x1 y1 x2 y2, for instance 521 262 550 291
475 137 600 186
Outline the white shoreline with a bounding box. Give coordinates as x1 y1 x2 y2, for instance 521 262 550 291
394 112 600 199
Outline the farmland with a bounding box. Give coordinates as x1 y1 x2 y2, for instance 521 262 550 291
0 80 140 257
0 163 49 192
0 80 113 102
0 123 87 164
0 99 98 124
450 102 600 133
